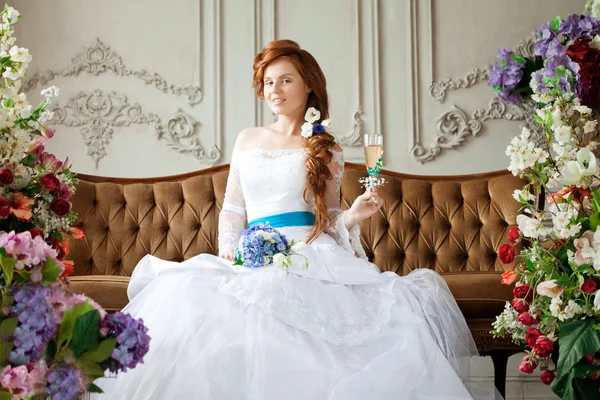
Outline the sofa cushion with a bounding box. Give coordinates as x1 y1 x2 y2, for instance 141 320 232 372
68 275 130 312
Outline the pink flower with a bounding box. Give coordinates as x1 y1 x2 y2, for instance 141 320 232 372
0 361 46 399
519 354 537 374
540 371 555 385
534 336 554 358
55 183 74 200
536 280 564 298
40 125 55 139
573 230 595 266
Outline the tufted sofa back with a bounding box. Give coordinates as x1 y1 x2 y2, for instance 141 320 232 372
67 163 526 313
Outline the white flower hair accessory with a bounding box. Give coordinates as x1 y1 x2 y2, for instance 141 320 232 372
301 107 332 138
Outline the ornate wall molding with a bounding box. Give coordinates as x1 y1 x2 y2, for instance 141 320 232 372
410 97 533 162
408 0 539 163
22 38 203 106
50 90 219 167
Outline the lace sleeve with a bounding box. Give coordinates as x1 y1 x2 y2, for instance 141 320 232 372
218 151 246 256
324 148 367 260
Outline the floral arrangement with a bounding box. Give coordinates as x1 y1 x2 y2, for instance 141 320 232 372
489 1 600 398
0 5 150 399
234 223 307 273
300 107 331 139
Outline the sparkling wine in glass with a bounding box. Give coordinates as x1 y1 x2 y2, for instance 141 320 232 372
361 134 385 190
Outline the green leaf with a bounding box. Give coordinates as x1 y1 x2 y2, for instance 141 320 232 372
233 258 243 266
555 274 570 287
550 16 562 33
590 213 600 231
551 367 575 399
21 153 36 168
41 258 62 284
87 383 104 394
573 362 600 379
78 338 117 363
76 359 105 380
0 317 18 340
510 53 527 65
0 393 13 400
498 59 506 68
49 231 63 242
72 310 101 357
57 302 94 353
556 319 600 379
46 340 57 359
0 256 15 286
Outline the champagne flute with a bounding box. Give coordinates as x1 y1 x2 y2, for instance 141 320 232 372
361 133 385 193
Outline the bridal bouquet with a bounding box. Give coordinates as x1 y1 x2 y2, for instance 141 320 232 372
234 223 308 274
489 2 600 399
0 5 150 399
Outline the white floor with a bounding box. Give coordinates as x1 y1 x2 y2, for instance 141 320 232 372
472 353 558 399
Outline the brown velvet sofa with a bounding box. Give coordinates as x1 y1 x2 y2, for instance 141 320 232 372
65 162 526 397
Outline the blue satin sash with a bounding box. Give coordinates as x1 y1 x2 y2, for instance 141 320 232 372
248 211 315 228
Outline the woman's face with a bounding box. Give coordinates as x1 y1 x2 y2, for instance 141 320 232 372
263 58 310 119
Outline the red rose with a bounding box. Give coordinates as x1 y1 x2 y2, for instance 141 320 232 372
582 354 595 364
0 168 14 185
40 174 60 191
526 327 542 348
566 40 600 106
513 283 533 302
540 371 555 385
534 336 554 358
28 228 44 239
591 372 600 381
0 197 10 218
498 244 515 264
512 298 529 314
518 312 539 327
519 355 536 374
508 226 521 244
50 199 70 216
581 280 597 294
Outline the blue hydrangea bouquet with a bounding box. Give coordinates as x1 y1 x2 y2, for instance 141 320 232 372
233 224 308 274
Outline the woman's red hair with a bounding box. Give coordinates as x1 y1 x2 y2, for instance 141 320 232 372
253 40 337 242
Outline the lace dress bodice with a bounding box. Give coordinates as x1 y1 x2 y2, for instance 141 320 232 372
218 147 366 259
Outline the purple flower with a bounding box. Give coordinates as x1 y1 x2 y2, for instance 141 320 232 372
534 22 557 59
312 124 324 135
46 365 85 400
101 312 150 373
560 14 600 40
488 47 527 104
9 285 57 365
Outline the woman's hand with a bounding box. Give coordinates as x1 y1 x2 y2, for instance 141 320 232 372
345 189 383 228
220 250 235 262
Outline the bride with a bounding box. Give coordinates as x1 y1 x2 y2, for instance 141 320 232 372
96 40 499 399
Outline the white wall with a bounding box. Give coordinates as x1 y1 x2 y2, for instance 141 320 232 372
12 0 587 178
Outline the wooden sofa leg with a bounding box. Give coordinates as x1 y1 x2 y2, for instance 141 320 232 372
490 351 509 398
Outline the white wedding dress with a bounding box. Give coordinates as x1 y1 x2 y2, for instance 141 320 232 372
95 148 500 399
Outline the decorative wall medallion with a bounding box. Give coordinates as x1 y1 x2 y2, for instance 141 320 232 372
50 90 219 167
411 97 538 163
23 38 202 106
